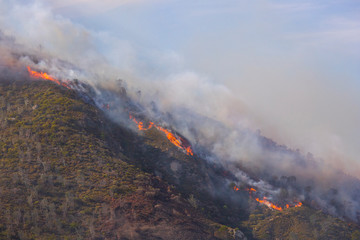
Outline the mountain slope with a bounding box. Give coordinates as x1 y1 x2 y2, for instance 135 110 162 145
0 80 244 240
0 79 359 240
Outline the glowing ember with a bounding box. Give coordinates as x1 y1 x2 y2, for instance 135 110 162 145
129 114 194 156
27 66 70 89
233 186 256 193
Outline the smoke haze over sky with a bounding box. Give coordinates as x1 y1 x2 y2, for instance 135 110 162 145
1 0 360 176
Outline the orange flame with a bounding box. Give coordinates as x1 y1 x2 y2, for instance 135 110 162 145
27 66 70 89
156 126 194 156
255 197 283 211
155 126 183 148
185 146 194 156
129 114 154 131
233 186 257 193
129 114 194 156
249 188 257 192
233 184 302 211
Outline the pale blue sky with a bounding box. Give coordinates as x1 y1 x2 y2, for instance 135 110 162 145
52 0 359 82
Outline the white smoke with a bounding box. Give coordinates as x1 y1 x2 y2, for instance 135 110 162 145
1 0 360 222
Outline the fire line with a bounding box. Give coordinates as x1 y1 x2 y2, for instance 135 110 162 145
233 185 302 211
27 66 70 89
129 114 194 156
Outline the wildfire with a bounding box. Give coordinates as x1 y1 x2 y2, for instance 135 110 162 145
233 184 302 211
233 186 256 193
27 66 70 89
129 114 194 156
255 197 283 211
129 114 154 131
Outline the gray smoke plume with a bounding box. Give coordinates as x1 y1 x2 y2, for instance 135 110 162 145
1 0 359 222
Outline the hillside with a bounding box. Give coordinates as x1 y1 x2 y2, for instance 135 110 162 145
0 78 359 240
0 79 245 239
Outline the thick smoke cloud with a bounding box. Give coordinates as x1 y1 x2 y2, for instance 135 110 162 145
181 1 360 178
1 0 360 222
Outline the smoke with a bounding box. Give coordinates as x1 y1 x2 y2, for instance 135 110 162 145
181 1 360 178
1 0 360 222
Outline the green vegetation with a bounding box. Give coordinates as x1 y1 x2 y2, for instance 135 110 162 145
0 81 228 239
0 80 359 239
0 81 148 239
240 205 360 240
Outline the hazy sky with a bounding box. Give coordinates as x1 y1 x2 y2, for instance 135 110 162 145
3 0 360 175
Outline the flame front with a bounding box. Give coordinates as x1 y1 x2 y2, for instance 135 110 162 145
155 126 183 149
27 66 70 89
255 197 283 211
233 185 302 211
129 114 194 156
